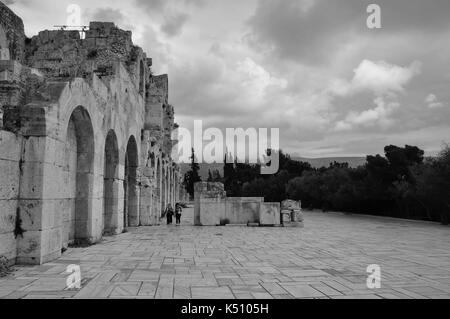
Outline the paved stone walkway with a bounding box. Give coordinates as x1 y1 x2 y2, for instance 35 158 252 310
1 208 450 299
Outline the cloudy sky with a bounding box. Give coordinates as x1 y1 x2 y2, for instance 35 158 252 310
6 0 450 157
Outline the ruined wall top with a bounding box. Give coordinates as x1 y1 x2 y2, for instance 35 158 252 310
24 21 146 82
0 1 175 138
0 1 25 62
0 1 171 99
148 74 168 102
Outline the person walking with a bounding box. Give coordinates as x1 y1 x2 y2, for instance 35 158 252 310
165 204 174 225
175 203 183 226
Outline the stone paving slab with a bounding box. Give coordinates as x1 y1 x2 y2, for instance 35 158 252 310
1 208 449 299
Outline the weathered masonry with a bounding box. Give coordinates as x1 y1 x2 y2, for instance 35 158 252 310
0 2 182 265
194 182 281 227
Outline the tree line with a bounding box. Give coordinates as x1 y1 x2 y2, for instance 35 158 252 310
183 144 450 225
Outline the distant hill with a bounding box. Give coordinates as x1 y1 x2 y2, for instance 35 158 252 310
178 156 367 180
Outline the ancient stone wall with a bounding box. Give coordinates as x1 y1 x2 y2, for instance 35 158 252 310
0 1 182 265
194 182 281 226
0 130 22 264
0 1 25 63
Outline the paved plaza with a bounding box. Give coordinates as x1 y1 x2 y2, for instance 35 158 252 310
1 208 450 299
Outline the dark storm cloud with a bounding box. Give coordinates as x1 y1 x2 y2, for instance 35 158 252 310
134 0 206 12
91 8 125 24
161 12 189 37
247 0 450 65
134 0 207 37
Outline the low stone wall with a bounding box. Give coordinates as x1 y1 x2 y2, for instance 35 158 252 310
194 182 281 226
0 130 22 264
225 197 263 225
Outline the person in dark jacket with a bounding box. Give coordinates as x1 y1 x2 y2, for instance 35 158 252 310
165 204 174 225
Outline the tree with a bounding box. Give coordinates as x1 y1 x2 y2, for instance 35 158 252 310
214 143 449 224
384 145 424 181
183 148 202 199
207 169 222 183
207 170 213 182
412 145 450 224
286 171 324 209
223 152 240 196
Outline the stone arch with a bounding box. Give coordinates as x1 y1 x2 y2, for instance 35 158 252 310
124 136 139 227
103 130 119 235
63 106 95 246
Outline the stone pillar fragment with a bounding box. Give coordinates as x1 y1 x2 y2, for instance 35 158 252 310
281 200 304 228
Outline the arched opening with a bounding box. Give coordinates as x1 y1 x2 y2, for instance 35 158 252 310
63 106 94 246
103 130 119 235
124 136 139 227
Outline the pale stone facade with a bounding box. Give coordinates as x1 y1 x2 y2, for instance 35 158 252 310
0 2 182 265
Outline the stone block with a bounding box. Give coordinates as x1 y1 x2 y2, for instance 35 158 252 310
225 200 260 225
281 210 292 223
281 199 301 210
194 182 226 198
91 197 103 239
0 158 20 200
139 208 152 226
0 130 22 161
197 199 225 226
16 230 42 264
18 200 43 231
92 174 104 198
295 211 304 222
0 232 16 262
0 48 10 60
40 227 62 259
0 60 22 79
22 136 55 164
42 166 67 200
0 199 17 234
259 202 281 226
18 161 45 199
